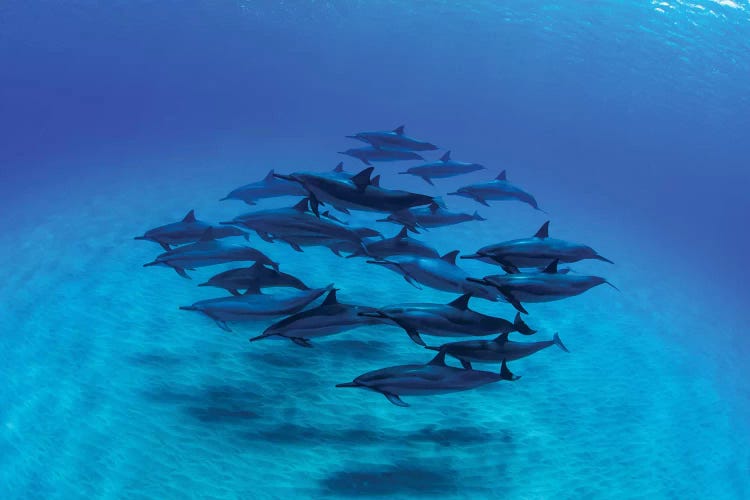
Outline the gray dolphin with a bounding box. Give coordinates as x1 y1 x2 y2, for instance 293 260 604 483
134 210 248 251
143 228 279 279
249 289 390 347
359 293 535 346
367 251 499 301
398 151 485 185
199 262 309 296
220 169 307 205
179 284 333 332
378 202 485 231
274 167 434 216
221 198 378 255
335 350 519 407
448 170 542 211
338 146 424 165
426 332 569 369
461 221 613 272
346 125 438 152
467 259 617 314
347 226 439 259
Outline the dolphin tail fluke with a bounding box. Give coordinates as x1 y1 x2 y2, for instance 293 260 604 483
595 254 615 264
553 332 570 353
513 312 536 335
335 381 360 388
500 360 521 381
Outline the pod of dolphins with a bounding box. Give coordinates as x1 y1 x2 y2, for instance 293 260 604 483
136 125 616 407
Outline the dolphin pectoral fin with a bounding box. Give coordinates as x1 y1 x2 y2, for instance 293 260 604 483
405 329 426 347
291 337 313 348
383 392 409 407
513 312 536 335
500 359 521 381
174 267 191 279
421 176 434 186
475 197 490 207
229 289 241 296
553 332 570 353
496 261 521 274
361 158 371 166
215 320 232 332
605 281 621 292
595 254 615 264
289 242 303 252
330 247 342 257
498 287 528 315
460 359 473 370
334 206 351 215
159 242 171 251
257 231 275 243
403 275 423 290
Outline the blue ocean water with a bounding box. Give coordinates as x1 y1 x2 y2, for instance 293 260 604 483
1 1 749 498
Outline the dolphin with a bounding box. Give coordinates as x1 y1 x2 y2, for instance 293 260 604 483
467 259 617 314
347 226 439 259
199 262 309 296
367 251 499 301
378 202 485 231
221 198 378 254
338 146 424 165
359 293 536 346
398 151 485 185
448 170 542 211
220 169 307 205
134 209 248 251
179 284 333 332
335 350 519 407
249 289 390 347
274 167 434 216
143 228 279 279
426 332 569 369
346 125 438 152
461 221 613 271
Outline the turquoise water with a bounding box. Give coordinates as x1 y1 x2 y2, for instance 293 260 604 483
2 1 749 498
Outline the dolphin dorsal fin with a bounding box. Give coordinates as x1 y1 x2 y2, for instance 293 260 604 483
496 170 507 181
393 125 405 135
333 162 344 173
292 198 310 212
322 289 339 306
371 174 381 187
428 202 439 213
534 221 550 239
351 167 374 191
427 349 447 366
448 293 472 310
395 226 409 239
199 227 216 241
182 209 196 223
495 332 510 344
542 259 559 274
264 169 275 181
440 250 459 265
440 151 451 162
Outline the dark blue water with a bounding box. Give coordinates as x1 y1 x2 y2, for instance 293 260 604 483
1 1 748 498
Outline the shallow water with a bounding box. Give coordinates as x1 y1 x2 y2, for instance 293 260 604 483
2 1 749 499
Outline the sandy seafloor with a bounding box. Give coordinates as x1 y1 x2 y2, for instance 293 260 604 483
0 162 747 499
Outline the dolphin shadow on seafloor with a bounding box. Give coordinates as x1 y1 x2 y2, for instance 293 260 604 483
319 462 459 497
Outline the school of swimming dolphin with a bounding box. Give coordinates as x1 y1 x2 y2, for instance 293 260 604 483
136 125 615 407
